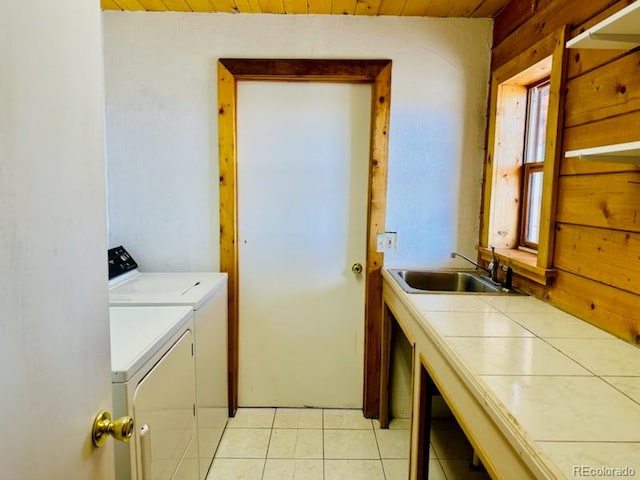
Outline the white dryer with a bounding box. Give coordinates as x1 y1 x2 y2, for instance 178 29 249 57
108 246 228 479
110 305 197 480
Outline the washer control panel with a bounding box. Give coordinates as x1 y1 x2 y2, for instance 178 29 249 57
108 246 138 279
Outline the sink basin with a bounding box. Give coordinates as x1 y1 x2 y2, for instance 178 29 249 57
388 269 520 294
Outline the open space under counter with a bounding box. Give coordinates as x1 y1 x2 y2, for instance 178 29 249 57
380 268 640 480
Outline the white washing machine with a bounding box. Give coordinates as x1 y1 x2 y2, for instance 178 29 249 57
108 246 228 479
110 305 197 480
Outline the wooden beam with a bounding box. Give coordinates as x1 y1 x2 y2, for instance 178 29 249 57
218 61 239 416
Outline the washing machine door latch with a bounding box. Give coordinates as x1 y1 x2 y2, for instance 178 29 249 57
91 410 134 448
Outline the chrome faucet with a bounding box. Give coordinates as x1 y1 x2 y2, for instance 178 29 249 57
450 251 490 276
451 247 501 285
487 246 500 283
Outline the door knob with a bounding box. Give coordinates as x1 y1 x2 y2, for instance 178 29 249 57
92 410 134 447
352 263 363 274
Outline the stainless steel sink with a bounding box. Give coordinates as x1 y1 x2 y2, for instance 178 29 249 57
388 269 521 294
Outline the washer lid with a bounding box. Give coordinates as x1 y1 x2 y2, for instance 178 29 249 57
109 272 227 307
109 305 193 383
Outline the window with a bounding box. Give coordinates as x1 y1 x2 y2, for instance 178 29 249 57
480 27 568 285
520 79 550 250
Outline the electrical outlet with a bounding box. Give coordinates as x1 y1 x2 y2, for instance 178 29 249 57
376 232 397 252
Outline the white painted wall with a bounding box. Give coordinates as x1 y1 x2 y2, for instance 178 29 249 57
1 1 113 478
102 12 492 271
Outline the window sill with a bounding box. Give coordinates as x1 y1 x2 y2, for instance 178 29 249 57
478 246 557 286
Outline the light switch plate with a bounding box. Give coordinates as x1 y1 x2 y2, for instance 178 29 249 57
376 232 397 252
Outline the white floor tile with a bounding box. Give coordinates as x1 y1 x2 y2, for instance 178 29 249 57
324 429 380 459
215 428 271 458
374 428 410 459
273 408 323 429
206 458 265 480
227 408 276 428
262 459 323 480
440 458 492 479
428 459 448 480
267 428 323 459
323 409 373 429
324 459 385 480
382 459 409 480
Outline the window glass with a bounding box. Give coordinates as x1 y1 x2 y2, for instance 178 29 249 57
521 79 549 250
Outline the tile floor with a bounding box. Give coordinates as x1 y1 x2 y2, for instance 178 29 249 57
206 408 491 480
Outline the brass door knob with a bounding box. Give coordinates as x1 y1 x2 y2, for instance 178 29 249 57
352 263 363 274
92 410 134 447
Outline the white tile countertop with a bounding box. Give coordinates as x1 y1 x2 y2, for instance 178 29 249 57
381 268 640 480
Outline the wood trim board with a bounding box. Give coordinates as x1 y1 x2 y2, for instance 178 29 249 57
218 58 392 418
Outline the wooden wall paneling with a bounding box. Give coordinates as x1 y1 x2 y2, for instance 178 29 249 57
560 156 640 176
492 0 536 47
548 270 640 343
563 110 640 152
565 50 640 128
554 223 640 296
565 2 635 79
491 0 618 70
479 77 499 247
556 172 640 232
218 59 392 418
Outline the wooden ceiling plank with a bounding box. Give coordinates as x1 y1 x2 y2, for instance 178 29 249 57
377 0 405 16
208 0 238 12
258 0 285 13
233 0 260 13
308 0 331 14
399 0 426 16
137 0 169 10
332 0 356 15
114 0 147 10
101 0 123 10
354 0 383 16
186 0 215 11
448 0 485 17
472 0 511 17
161 0 193 10
284 0 308 14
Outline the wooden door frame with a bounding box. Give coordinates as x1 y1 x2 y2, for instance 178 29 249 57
218 58 392 418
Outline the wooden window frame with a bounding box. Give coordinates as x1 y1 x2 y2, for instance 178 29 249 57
479 27 569 285
218 59 392 418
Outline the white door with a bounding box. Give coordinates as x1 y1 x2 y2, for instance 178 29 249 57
1 1 114 478
237 81 371 407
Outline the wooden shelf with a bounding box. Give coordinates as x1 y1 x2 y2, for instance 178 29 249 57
566 1 640 50
565 141 640 164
